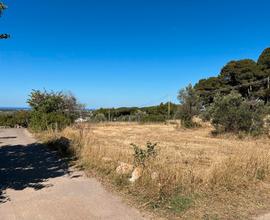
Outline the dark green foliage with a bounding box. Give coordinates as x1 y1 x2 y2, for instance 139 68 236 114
258 48 270 70
29 111 72 131
131 142 157 167
92 102 178 123
194 77 223 104
178 84 201 128
195 48 270 105
208 92 266 135
192 47 270 135
28 90 81 132
220 59 265 85
219 60 266 98
0 111 30 127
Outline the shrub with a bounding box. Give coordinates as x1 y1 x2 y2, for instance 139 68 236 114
93 113 107 122
29 111 72 132
178 84 201 128
27 90 82 132
209 91 266 135
131 142 157 167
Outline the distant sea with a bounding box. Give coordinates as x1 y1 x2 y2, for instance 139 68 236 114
0 107 93 111
0 107 30 111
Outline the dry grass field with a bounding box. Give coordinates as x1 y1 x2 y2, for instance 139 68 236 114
40 122 270 220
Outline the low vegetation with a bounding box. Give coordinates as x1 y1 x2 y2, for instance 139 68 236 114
0 110 30 127
38 122 270 219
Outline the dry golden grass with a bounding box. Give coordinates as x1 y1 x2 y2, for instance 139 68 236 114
40 122 270 220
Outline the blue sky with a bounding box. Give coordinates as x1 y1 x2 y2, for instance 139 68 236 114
0 0 270 108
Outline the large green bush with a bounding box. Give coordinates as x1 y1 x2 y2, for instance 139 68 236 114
208 92 266 135
27 90 82 132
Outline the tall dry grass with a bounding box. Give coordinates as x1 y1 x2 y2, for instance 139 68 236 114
39 122 270 219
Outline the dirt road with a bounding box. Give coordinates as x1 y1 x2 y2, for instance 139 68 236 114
0 128 147 220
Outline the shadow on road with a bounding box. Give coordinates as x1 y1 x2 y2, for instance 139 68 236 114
0 136 17 139
0 143 71 203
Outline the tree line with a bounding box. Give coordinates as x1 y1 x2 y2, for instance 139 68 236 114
178 47 270 135
2 47 270 135
91 102 179 123
194 48 270 105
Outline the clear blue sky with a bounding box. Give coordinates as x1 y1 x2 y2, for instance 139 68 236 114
0 0 269 108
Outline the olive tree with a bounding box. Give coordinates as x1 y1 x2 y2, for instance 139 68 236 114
177 84 201 128
209 91 266 135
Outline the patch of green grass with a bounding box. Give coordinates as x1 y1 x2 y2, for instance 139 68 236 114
169 195 193 213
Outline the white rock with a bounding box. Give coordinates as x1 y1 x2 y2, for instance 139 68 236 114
151 172 159 180
116 162 133 175
129 167 143 183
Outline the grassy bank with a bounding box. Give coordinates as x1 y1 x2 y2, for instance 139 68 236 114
38 122 270 219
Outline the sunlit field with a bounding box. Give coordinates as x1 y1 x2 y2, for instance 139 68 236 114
41 122 270 219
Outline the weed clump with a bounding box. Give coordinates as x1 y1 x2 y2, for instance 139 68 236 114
131 142 157 167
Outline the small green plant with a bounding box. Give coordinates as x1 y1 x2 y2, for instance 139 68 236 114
256 168 266 181
131 142 157 167
169 195 193 213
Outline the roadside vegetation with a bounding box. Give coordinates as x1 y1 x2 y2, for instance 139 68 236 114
0 110 30 128
1 47 270 219
27 90 84 132
39 123 270 219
